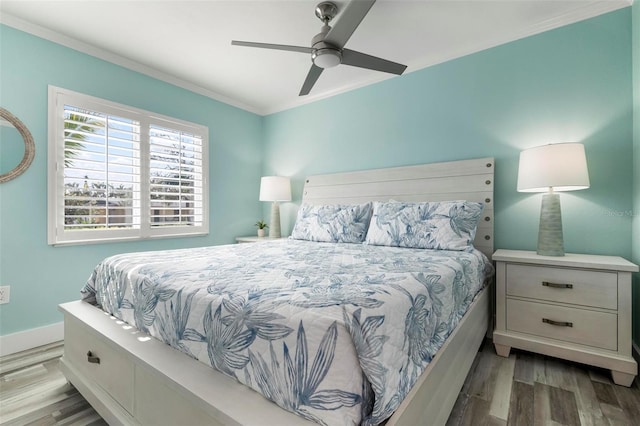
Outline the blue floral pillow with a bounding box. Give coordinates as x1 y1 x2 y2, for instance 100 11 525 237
365 200 484 251
290 202 373 244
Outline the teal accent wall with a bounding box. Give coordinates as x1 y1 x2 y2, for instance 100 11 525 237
264 8 633 263
0 25 263 335
632 0 640 349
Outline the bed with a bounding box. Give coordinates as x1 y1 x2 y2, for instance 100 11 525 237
59 156 495 426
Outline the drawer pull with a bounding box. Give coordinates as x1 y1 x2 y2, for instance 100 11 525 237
542 281 573 289
542 318 573 327
87 351 100 364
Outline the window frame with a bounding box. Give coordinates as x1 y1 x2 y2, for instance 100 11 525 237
48 86 209 246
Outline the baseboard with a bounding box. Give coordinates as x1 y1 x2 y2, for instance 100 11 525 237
0 322 64 357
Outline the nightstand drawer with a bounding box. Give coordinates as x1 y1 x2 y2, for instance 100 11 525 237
506 299 617 351
506 264 617 309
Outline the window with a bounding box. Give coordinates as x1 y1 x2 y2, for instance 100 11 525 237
48 86 209 245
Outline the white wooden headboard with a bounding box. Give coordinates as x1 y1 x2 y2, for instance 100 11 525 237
301 157 495 258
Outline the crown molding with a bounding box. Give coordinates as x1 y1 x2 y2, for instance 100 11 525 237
1 1 632 117
0 13 262 116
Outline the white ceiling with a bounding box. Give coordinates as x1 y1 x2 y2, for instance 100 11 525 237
0 0 631 115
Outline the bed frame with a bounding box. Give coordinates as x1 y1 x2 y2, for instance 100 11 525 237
58 157 495 426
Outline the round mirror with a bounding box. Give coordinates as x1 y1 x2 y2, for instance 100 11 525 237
0 108 35 183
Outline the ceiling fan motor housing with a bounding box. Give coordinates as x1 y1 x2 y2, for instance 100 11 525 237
311 21 342 68
311 28 342 68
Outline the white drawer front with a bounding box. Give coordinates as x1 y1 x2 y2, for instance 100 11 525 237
506 299 617 351
64 319 134 414
506 264 617 309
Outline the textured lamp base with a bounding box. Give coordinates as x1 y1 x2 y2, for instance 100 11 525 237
537 192 564 256
269 202 281 238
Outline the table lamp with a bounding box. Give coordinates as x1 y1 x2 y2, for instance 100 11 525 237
259 176 291 238
517 143 590 256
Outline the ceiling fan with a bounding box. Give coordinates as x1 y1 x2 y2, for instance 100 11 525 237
231 0 407 96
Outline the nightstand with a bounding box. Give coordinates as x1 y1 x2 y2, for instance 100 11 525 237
235 236 284 243
492 249 638 387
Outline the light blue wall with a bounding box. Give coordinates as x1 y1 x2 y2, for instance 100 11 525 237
632 1 640 348
1 8 637 346
0 25 263 335
264 8 633 263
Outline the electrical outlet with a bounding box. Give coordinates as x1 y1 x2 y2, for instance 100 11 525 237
0 286 10 304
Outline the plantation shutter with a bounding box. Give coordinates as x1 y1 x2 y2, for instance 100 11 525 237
63 105 141 231
49 86 209 245
149 125 204 228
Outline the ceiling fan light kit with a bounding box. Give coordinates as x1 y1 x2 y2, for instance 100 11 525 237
231 0 407 96
312 48 342 69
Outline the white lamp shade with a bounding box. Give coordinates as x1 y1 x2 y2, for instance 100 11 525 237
259 176 291 202
517 143 590 192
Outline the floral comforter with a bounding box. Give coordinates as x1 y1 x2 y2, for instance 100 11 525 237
81 239 493 425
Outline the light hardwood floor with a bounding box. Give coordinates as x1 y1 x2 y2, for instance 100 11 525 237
1 340 638 425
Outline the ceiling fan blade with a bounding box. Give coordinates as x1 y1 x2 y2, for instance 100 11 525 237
324 0 376 48
232 40 313 54
299 64 324 96
342 49 407 75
